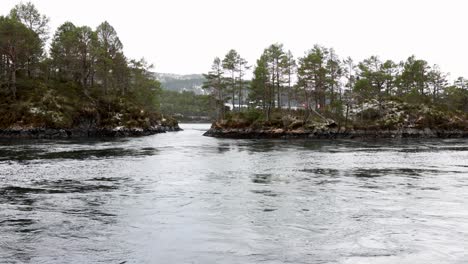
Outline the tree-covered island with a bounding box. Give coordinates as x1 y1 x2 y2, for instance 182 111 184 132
2 2 467 140
0 2 180 138
202 44 468 139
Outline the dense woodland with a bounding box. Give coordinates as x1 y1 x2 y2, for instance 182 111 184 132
204 44 468 127
0 2 169 129
160 90 212 121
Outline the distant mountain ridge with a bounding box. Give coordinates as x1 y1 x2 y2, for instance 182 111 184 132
152 72 206 94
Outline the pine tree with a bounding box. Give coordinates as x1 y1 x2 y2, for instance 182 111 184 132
203 57 226 121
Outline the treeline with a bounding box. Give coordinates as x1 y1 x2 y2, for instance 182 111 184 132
160 90 213 120
204 44 468 122
0 2 161 128
157 73 205 93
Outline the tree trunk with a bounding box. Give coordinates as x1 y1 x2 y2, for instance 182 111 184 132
345 103 349 129
11 62 17 99
238 70 242 111
231 71 235 111
27 58 32 78
304 89 310 123
276 59 281 109
218 88 223 121
287 71 291 110
262 81 267 116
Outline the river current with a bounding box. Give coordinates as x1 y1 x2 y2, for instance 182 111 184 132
1 123 467 264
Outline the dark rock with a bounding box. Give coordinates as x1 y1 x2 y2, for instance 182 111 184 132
0 124 182 139
203 127 468 139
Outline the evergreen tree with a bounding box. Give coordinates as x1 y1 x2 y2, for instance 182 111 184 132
264 43 285 109
427 65 448 103
95 21 123 95
237 55 249 110
203 57 226 121
9 2 49 78
399 55 430 98
9 2 49 42
250 54 270 117
0 16 41 98
222 49 239 111
281 50 296 110
50 22 79 81
297 45 328 113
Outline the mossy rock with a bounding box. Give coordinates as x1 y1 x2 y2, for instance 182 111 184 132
289 120 304 130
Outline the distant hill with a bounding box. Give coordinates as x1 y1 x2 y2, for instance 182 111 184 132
153 73 206 95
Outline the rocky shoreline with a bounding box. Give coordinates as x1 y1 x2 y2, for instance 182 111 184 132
0 125 182 139
203 127 468 139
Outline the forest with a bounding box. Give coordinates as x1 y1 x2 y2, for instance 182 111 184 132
160 90 213 121
0 2 172 130
203 44 468 130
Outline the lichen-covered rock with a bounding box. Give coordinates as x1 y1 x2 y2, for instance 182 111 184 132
204 100 467 139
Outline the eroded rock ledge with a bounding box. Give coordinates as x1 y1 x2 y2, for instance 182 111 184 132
203 127 468 139
0 125 182 139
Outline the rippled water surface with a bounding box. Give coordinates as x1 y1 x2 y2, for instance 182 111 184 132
1 124 468 264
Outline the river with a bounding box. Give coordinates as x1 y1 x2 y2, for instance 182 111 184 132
1 123 467 264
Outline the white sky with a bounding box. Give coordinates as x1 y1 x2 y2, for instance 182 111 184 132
1 0 467 80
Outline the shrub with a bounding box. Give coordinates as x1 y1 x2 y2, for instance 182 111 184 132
243 109 263 123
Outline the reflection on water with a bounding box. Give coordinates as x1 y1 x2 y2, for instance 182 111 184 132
1 123 468 263
0 146 158 161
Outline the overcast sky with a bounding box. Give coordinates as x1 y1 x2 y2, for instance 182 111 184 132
1 0 467 79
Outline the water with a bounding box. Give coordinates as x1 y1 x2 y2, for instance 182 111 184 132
1 123 468 264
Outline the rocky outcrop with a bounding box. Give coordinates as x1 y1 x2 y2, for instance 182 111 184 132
203 127 468 139
0 125 182 139
204 100 468 139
